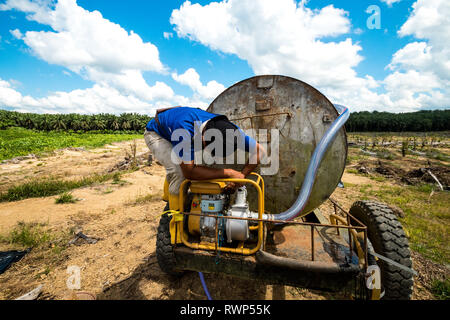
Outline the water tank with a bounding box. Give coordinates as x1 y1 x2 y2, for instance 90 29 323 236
207 75 347 216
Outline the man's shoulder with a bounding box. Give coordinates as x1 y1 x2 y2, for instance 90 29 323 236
165 107 217 121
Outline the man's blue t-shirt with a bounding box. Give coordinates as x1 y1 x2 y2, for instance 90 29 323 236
146 107 256 162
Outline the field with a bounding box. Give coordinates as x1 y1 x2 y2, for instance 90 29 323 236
0 129 448 300
347 133 449 263
0 127 141 161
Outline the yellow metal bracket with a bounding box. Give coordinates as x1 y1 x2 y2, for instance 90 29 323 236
177 173 265 255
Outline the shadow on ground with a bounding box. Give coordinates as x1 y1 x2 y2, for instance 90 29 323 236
98 252 273 300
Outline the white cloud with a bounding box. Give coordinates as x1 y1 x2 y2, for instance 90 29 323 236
172 68 225 100
386 0 450 108
397 0 450 80
399 0 450 45
0 79 24 107
1 0 448 114
0 77 146 114
388 42 432 71
170 0 449 112
9 28 23 39
0 0 171 109
0 0 215 114
0 0 54 24
170 0 381 110
381 0 402 7
11 0 166 74
353 28 364 35
0 77 208 115
171 0 355 85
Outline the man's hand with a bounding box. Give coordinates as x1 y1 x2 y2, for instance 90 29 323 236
227 169 245 180
224 169 245 193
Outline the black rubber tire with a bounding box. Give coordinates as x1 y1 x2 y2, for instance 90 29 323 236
349 201 414 300
156 204 184 277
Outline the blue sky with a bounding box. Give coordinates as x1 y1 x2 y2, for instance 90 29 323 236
0 0 448 115
0 0 253 100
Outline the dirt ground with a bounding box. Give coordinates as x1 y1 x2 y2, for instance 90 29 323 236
0 140 447 300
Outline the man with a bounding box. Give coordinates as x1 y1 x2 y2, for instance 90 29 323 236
144 106 265 211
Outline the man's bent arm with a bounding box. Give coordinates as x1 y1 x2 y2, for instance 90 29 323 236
180 162 244 181
180 142 265 181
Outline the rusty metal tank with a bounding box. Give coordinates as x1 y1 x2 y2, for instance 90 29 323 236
207 75 348 216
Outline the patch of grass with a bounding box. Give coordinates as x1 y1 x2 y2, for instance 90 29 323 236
112 172 121 183
426 149 449 162
416 184 435 194
346 154 364 165
55 192 78 204
351 183 449 264
125 140 139 170
342 182 357 188
431 279 450 300
376 149 397 160
0 172 119 202
112 171 127 186
359 184 373 194
35 266 51 280
4 222 53 248
103 188 114 195
131 193 159 206
370 175 387 183
0 127 141 161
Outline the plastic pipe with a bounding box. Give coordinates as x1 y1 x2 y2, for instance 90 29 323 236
272 104 350 221
198 272 213 300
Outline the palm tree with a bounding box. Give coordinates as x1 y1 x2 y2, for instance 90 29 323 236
51 116 67 131
38 116 51 131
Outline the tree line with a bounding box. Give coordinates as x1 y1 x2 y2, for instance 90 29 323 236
345 110 449 132
0 109 449 133
0 110 152 133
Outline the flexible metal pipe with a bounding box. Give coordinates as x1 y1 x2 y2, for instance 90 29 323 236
268 104 350 221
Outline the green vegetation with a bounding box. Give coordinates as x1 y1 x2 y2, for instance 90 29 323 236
0 127 141 161
4 222 53 248
0 172 123 202
432 279 450 300
0 109 152 132
376 149 397 160
348 132 449 165
55 192 78 204
347 110 450 132
426 149 450 162
370 176 388 183
356 183 449 265
131 193 159 206
0 222 73 268
112 171 128 186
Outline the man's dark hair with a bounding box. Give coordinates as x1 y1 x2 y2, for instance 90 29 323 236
203 116 240 156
